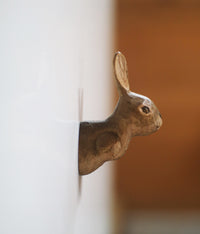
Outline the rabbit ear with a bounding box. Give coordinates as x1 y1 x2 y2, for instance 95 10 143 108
113 51 130 96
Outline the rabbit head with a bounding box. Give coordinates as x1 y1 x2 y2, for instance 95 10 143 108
113 51 162 137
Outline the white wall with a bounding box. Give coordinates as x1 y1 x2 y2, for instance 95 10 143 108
0 0 114 234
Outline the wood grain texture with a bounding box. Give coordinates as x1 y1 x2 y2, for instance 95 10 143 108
79 52 162 175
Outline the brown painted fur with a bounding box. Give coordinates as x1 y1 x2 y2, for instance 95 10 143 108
79 52 162 175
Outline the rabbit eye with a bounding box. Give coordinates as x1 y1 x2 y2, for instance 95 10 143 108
141 106 150 114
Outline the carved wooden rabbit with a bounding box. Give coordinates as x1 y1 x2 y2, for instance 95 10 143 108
79 52 162 175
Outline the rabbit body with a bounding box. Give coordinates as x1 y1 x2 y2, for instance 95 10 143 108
78 52 162 175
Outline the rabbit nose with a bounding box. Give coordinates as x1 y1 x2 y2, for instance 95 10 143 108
156 125 160 129
156 115 163 129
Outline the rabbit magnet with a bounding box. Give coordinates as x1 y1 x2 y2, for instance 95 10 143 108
79 52 162 175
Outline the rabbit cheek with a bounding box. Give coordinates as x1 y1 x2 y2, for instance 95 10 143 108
138 116 157 135
140 123 158 136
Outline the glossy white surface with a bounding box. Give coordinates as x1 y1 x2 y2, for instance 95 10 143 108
74 1 114 233
0 0 114 233
0 1 80 233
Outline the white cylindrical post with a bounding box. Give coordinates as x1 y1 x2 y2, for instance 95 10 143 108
0 1 80 233
0 1 114 233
